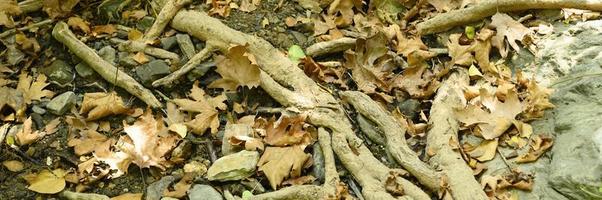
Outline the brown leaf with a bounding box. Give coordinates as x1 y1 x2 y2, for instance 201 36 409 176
163 173 194 198
80 92 130 121
16 117 60 145
327 0 361 27
67 129 110 155
263 115 312 147
173 82 227 135
258 145 311 190
122 10 147 20
0 0 22 28
302 57 347 88
111 193 143 200
522 80 554 120
465 139 498 162
2 160 24 172
281 175 316 186
345 32 394 93
391 64 440 99
490 13 533 58
92 24 117 36
43 0 79 18
16 73 54 105
209 45 261 91
67 17 90 33
209 0 232 17
128 29 144 41
15 33 41 52
132 52 149 64
24 169 67 194
447 34 474 66
239 0 260 12
516 135 553 163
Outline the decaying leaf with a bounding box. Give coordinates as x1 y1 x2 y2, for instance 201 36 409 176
16 73 54 105
15 33 41 52
67 16 90 33
173 82 227 135
490 13 533 58
23 169 67 194
16 117 60 145
122 9 147 20
43 0 80 18
263 115 312 147
80 92 130 121
2 160 24 172
0 87 24 120
521 79 555 120
0 0 22 28
258 145 311 189
345 32 395 93
516 135 553 163
209 45 261 91
163 173 194 198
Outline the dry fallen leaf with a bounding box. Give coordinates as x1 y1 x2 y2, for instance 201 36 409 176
80 92 130 121
163 173 194 198
516 135 554 163
327 0 361 27
345 32 394 94
258 145 311 190
209 0 232 17
67 16 90 33
2 160 24 172
209 45 261 91
92 24 117 36
16 117 60 145
490 13 533 58
0 0 22 28
239 0 260 12
465 139 498 162
263 115 313 147
174 82 227 135
302 57 347 88
122 9 147 20
391 64 440 99
23 168 67 194
111 193 143 200
16 73 54 105
67 129 110 155
43 0 79 18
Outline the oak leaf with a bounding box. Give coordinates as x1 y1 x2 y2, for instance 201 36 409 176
258 146 311 189
173 82 227 135
209 45 261 91
80 92 130 121
490 13 533 58
345 32 395 93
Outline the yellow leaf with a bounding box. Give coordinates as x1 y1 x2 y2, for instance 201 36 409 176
467 139 498 162
67 16 90 33
208 45 260 91
168 123 187 138
128 29 143 41
2 160 24 172
25 169 66 194
132 52 149 64
258 146 311 190
80 92 130 121
16 117 38 145
111 193 143 200
468 65 483 77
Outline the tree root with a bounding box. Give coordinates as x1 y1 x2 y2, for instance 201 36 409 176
52 22 162 108
113 38 180 61
171 10 429 200
152 42 217 87
426 69 487 199
306 37 357 57
143 0 192 42
340 91 443 193
416 0 602 34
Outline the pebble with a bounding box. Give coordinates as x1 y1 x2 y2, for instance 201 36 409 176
146 176 175 200
135 60 170 86
221 124 253 155
160 36 177 50
98 46 117 65
32 105 46 115
41 59 74 85
75 62 96 79
46 91 77 115
188 184 223 200
6 45 25 66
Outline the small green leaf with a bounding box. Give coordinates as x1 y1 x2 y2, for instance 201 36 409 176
6 135 15 146
288 45 305 63
465 26 476 40
242 190 253 200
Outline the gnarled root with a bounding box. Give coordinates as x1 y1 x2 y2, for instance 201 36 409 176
170 10 430 200
426 69 487 199
340 91 443 193
52 22 162 108
417 0 602 34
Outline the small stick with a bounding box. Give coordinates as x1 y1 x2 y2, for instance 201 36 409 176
152 43 217 87
306 37 357 57
143 0 193 43
0 19 54 38
52 21 162 108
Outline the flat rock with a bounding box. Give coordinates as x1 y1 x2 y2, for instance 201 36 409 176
75 62 96 79
46 91 76 115
188 184 223 200
136 60 170 86
206 150 258 181
41 59 74 85
176 34 196 59
161 36 177 50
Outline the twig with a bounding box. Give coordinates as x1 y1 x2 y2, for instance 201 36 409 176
52 21 162 108
306 37 357 57
152 43 217 87
143 0 192 43
0 19 54 38
416 0 602 34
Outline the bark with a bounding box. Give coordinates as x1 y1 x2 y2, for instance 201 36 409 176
306 37 357 57
143 0 192 42
52 22 162 108
152 43 217 87
417 0 602 34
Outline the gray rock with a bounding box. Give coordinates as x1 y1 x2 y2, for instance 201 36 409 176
41 60 74 85
32 105 46 115
75 62 96 79
136 60 170 86
137 16 155 32
60 191 110 200
6 45 25 66
176 34 196 60
206 150 259 181
290 31 307 46
312 143 325 183
221 124 253 155
46 92 76 115
188 184 223 200
146 176 175 200
160 36 177 50
98 46 117 65
396 99 421 120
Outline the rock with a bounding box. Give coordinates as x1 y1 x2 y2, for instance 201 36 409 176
32 105 46 115
41 60 74 85
98 46 117 65
98 0 132 20
188 184 223 200
186 62 214 82
184 160 208 176
146 176 176 200
221 124 253 155
46 91 76 115
311 143 325 183
206 150 259 181
6 45 25 66
160 36 177 50
136 60 170 86
290 31 307 46
60 191 110 200
171 140 193 161
396 99 421 120
118 52 139 67
75 62 96 79
30 113 44 130
137 16 155 32
176 34 196 60
160 197 179 200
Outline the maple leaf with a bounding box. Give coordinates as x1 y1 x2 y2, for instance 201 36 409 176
302 57 347 88
67 129 110 156
0 0 22 28
345 32 395 93
258 145 311 190
391 64 440 99
263 115 313 147
209 45 261 91
490 13 533 58
16 117 60 146
327 0 361 27
16 73 54 105
455 89 523 139
80 92 130 121
173 82 227 135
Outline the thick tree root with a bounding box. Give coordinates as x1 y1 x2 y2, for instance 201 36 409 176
306 37 356 57
52 22 162 108
340 91 443 193
417 0 602 34
426 69 487 200
152 43 217 87
143 0 192 42
171 10 429 200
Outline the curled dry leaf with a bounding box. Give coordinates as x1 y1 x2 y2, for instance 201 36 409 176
516 135 553 163
490 13 533 58
23 169 67 194
80 92 130 121
263 115 312 147
258 145 311 190
302 57 347 88
173 81 227 135
344 32 395 94
209 45 261 91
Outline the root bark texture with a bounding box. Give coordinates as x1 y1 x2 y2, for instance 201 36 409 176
143 0 192 42
306 37 357 57
426 69 487 200
417 0 602 34
52 22 162 108
171 10 430 200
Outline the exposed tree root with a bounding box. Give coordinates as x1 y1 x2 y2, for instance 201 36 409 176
143 0 192 43
426 69 487 200
113 38 180 61
340 91 443 193
416 0 602 34
152 42 217 87
306 37 357 57
52 22 162 108
170 10 430 200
